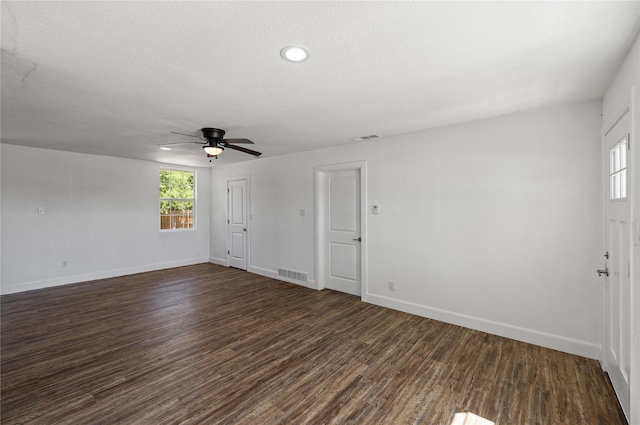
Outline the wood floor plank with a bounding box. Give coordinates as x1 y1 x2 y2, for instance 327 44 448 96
1 264 627 425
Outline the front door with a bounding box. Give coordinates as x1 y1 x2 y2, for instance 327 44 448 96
603 108 631 420
323 169 361 296
228 179 248 270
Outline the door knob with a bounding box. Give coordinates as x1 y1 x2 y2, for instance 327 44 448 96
353 237 361 242
597 268 609 277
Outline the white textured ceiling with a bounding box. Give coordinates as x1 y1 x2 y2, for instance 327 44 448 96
2 1 639 167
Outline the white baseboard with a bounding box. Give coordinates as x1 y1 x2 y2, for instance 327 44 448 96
366 293 601 360
209 256 228 267
1 257 210 295
248 265 277 279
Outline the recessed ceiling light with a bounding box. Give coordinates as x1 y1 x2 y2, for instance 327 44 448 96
159 147 172 151
280 45 310 63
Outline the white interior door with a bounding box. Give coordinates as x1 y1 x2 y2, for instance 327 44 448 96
603 109 631 420
323 169 361 296
228 179 247 270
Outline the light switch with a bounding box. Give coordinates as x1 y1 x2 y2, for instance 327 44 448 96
300 209 306 217
38 206 45 215
372 204 380 215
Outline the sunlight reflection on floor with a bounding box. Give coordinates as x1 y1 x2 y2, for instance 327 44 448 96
450 411 495 425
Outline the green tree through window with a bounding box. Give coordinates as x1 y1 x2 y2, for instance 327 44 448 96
160 169 195 230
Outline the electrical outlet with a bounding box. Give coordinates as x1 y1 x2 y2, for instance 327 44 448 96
61 260 68 268
38 206 45 215
388 281 395 291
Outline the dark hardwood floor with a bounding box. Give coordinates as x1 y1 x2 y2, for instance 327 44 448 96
1 264 626 424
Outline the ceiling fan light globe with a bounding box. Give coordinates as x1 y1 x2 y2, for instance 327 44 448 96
204 145 224 156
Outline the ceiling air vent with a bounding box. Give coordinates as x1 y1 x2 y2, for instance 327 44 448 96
351 134 381 142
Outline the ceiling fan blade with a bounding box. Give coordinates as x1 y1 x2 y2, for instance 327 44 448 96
222 138 254 144
170 131 202 139
157 141 203 147
223 143 262 156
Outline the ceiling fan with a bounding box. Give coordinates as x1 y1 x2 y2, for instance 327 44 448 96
158 128 262 158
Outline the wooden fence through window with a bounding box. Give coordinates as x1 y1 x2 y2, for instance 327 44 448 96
160 211 193 230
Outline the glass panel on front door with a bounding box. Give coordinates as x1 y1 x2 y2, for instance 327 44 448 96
609 138 628 200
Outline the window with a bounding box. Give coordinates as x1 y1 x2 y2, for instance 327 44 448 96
609 138 628 200
160 169 195 230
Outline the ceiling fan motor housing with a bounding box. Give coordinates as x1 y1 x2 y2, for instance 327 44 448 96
201 128 225 141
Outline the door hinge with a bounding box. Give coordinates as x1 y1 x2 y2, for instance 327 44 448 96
227 250 230 255
604 251 609 259
227 219 230 224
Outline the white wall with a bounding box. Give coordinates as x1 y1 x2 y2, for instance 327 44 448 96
1 144 210 294
602 32 640 425
603 33 640 124
211 100 603 359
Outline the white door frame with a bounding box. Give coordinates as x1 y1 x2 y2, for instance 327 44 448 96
601 87 638 424
628 85 639 425
226 174 250 270
315 161 367 300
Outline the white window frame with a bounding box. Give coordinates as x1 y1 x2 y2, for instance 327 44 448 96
609 137 628 201
159 168 196 231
